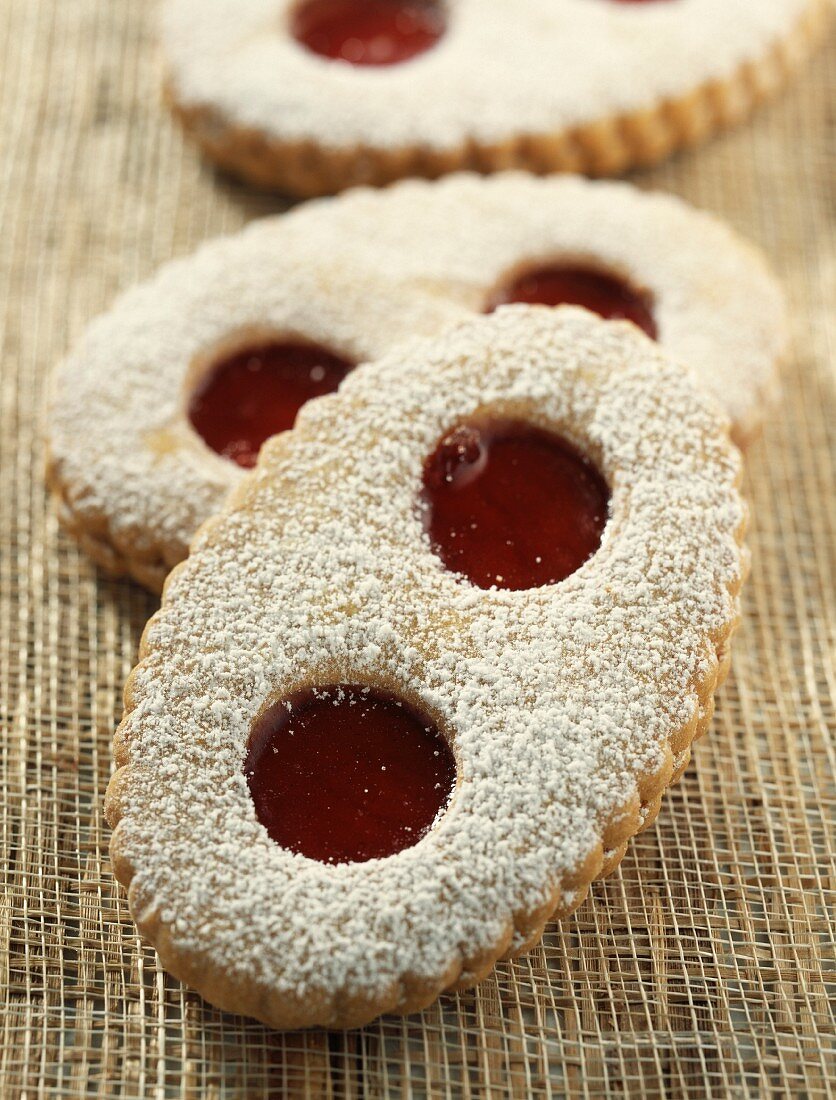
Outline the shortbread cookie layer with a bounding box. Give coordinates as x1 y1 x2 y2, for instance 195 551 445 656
48 174 783 592
105 308 748 1029
163 0 830 194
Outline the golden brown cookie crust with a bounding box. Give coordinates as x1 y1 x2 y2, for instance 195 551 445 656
166 0 830 196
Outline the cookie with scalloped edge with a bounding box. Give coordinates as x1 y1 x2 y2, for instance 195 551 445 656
163 0 830 194
105 307 747 1029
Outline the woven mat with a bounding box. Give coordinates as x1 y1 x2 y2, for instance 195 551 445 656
1 2 834 1096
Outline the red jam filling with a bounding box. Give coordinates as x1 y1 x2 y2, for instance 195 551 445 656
188 341 353 469
291 0 445 66
245 685 456 864
487 265 657 340
421 419 609 591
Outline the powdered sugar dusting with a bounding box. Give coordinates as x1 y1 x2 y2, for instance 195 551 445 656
162 0 809 148
111 308 745 1024
279 174 786 439
49 174 781 584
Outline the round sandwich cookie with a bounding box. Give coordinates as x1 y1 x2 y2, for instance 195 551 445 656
162 0 830 194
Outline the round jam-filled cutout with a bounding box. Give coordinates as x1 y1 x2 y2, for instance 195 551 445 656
421 419 610 590
291 0 445 66
188 341 353 469
245 684 456 864
487 265 657 340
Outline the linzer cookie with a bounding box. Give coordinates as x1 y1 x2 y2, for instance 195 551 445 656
161 0 830 195
105 308 748 1028
47 174 784 591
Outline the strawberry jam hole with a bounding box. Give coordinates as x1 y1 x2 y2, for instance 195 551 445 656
421 418 610 591
245 684 457 864
188 340 354 469
291 0 445 66
486 264 657 340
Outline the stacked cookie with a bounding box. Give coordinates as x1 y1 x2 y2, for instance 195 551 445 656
49 174 774 1027
48 0 824 1030
49 174 783 591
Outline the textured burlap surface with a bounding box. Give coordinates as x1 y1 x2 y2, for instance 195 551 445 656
0 2 834 1096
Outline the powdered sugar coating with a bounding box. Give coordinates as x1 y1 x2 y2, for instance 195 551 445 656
163 0 810 149
48 235 464 575
48 174 782 588
108 309 746 1028
279 174 786 441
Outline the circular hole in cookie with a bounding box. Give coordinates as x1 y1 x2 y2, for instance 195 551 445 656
486 264 657 340
188 340 354 469
245 684 457 864
420 417 610 591
291 0 446 66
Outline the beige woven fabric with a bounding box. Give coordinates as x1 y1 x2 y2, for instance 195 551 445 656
0 1 834 1096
